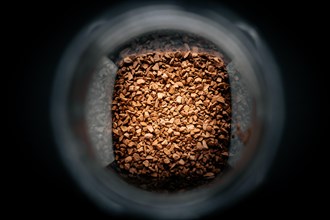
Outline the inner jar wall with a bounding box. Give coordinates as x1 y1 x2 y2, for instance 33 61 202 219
52 5 283 219
85 30 253 191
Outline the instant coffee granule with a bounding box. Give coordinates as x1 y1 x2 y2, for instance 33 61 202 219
111 51 231 191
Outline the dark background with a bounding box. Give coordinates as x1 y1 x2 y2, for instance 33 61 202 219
12 0 324 218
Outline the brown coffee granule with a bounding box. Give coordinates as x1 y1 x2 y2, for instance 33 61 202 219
112 51 231 180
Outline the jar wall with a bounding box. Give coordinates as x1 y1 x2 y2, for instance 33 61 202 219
52 4 284 218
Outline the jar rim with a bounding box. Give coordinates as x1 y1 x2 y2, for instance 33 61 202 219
51 4 284 218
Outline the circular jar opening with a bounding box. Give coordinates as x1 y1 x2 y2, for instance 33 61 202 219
52 4 284 219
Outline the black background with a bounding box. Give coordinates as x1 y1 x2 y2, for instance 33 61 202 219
12 0 324 218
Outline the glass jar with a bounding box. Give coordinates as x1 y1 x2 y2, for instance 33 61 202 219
51 3 284 219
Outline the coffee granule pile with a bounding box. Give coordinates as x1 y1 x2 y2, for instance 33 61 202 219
112 51 231 182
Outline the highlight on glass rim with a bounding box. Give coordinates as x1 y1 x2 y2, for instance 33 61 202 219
51 2 284 219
